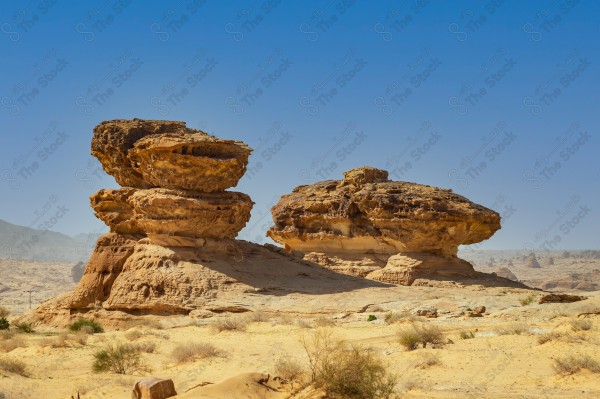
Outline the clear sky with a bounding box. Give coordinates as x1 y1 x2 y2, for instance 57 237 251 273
0 0 598 251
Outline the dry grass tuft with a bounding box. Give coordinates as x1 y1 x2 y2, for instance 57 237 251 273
537 331 565 344
570 319 593 332
124 330 143 341
495 323 529 336
0 306 10 318
132 341 157 354
211 317 248 333
397 323 445 350
313 316 336 327
92 343 147 374
459 330 475 340
0 357 28 376
246 311 270 323
413 352 441 369
553 354 600 375
171 342 224 363
274 357 305 383
384 311 416 325
0 336 27 352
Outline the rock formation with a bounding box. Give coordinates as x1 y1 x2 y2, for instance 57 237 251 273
29 121 387 326
268 167 515 286
495 267 519 282
526 253 541 268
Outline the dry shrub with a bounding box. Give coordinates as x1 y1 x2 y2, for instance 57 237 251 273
301 330 397 398
246 310 270 323
171 342 224 363
519 294 536 306
73 332 89 345
92 343 147 374
553 354 600 375
313 317 336 327
570 319 593 332
537 331 565 344
276 314 296 325
384 312 416 325
0 330 15 340
124 330 143 341
495 323 529 336
397 324 444 350
211 317 248 333
296 319 313 329
41 332 69 348
413 352 441 369
0 357 28 376
0 336 27 352
0 306 10 318
459 330 475 340
274 357 305 383
133 341 157 354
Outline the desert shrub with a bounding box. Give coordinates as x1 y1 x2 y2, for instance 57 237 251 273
73 332 89 345
459 330 475 340
0 318 8 331
570 319 593 332
301 330 397 398
124 330 143 341
14 322 34 334
92 343 145 374
384 312 416 325
314 316 335 327
211 317 248 333
519 294 536 306
296 319 313 329
0 336 26 352
171 342 223 363
397 324 444 350
553 354 600 375
537 331 564 344
495 323 529 336
274 357 305 383
0 357 28 376
70 318 103 334
132 341 157 354
367 315 377 322
0 306 9 318
246 310 270 323
41 332 69 348
413 352 441 369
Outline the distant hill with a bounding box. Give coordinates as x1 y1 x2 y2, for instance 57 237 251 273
0 219 100 263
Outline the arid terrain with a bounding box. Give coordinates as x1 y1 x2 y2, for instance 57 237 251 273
1 253 600 398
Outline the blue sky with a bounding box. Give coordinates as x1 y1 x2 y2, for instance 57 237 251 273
0 0 598 250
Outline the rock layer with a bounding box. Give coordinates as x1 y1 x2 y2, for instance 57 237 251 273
268 166 500 256
268 167 503 285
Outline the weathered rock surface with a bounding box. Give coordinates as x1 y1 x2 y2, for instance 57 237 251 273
495 267 519 282
132 378 177 399
92 119 251 190
268 166 500 256
92 188 253 239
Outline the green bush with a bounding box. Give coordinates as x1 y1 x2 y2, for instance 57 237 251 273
0 318 9 331
92 343 144 374
69 318 104 334
367 315 377 322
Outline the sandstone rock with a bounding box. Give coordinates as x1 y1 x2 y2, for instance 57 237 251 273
416 308 438 318
473 306 486 314
129 132 252 192
92 119 251 190
92 188 253 239
132 378 177 399
539 293 587 304
268 167 500 256
526 253 541 268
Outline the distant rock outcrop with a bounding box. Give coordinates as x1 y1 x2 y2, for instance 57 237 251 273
526 253 541 268
268 167 518 286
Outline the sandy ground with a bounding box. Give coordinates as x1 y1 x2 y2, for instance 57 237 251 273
1 286 600 398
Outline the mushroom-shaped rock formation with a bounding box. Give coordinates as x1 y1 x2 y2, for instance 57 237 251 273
268 167 505 285
92 119 251 191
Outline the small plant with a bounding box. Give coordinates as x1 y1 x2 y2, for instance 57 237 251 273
413 352 441 369
459 330 475 340
367 315 377 322
0 318 8 331
92 343 145 374
171 342 223 363
133 341 156 354
397 327 420 351
384 311 415 325
124 330 143 341
14 322 34 334
70 318 103 334
570 319 593 332
0 357 28 376
301 330 397 398
553 354 600 375
397 324 445 350
211 317 248 333
246 310 270 323
41 332 69 348
519 294 536 306
495 323 529 336
274 357 305 383
537 331 564 344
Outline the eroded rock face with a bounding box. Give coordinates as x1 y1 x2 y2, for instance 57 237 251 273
268 166 500 256
92 188 253 239
92 119 251 190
